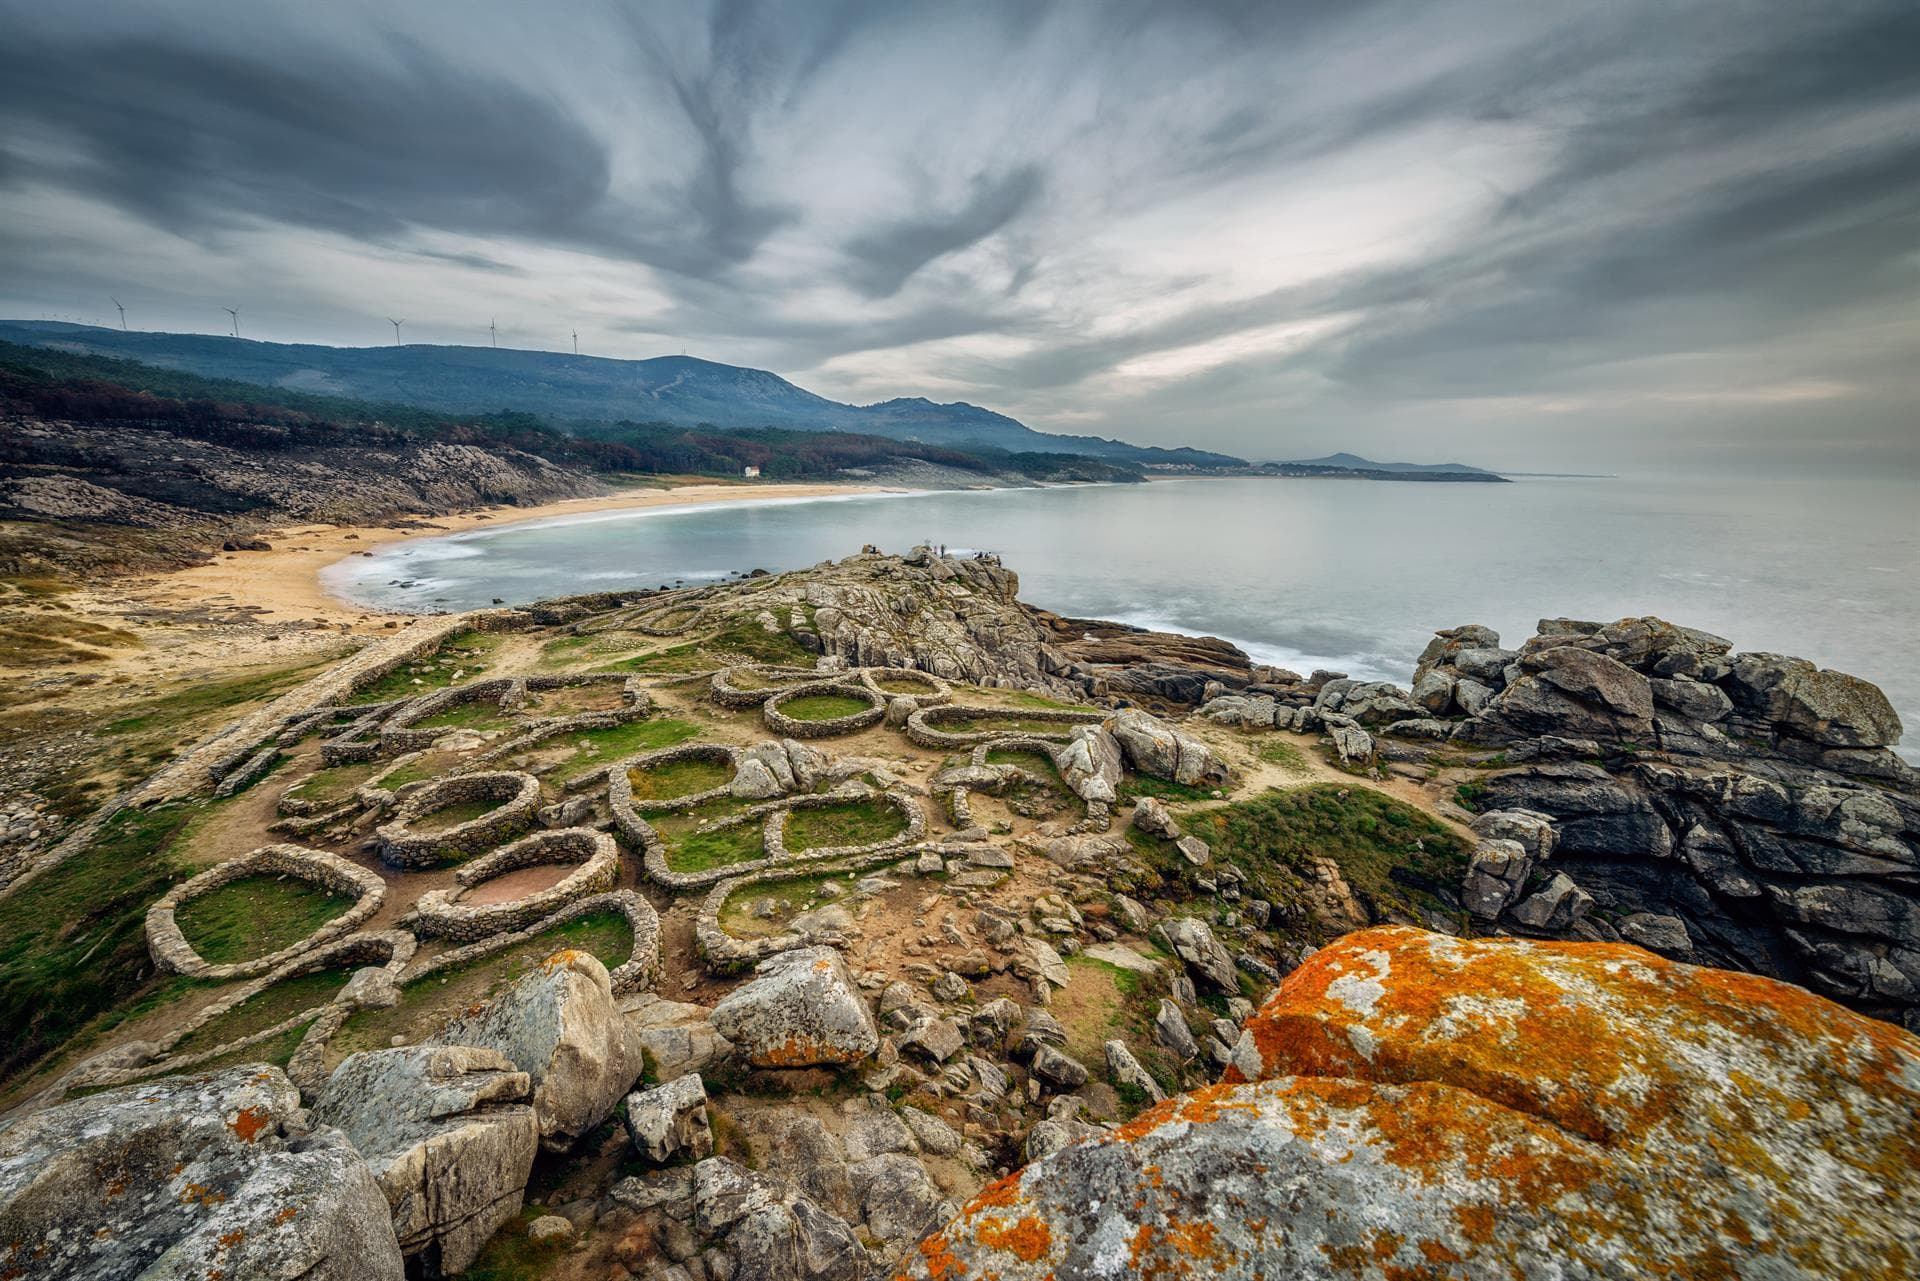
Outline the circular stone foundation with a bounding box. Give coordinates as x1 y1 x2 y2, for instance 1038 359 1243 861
145 844 386 981
408 828 622 939
711 665 822 708
611 742 742 817
374 770 542 868
762 681 887 738
904 704 1106 748
857 666 954 708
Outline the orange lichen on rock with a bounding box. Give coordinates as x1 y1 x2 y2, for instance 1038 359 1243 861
226 1106 272 1144
898 925 1920 1281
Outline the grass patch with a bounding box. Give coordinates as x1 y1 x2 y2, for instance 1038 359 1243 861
173 875 356 966
1257 739 1310 772
704 621 814 666
377 754 460 790
0 802 201 1086
346 629 504 705
597 642 707 674
629 755 733 802
718 871 858 936
548 717 701 782
1199 783 1471 926
171 968 350 1056
412 797 504 834
784 799 907 852
105 657 337 735
1118 776 1220 804
777 693 873 722
463 1207 571 1281
281 759 382 808
941 713 1086 736
666 822 765 873
190 1018 314 1073
869 673 938 695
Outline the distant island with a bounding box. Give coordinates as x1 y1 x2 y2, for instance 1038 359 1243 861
1145 450 1509 482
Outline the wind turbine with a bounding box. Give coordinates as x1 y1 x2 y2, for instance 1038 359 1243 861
111 298 127 330
489 318 497 348
572 329 579 355
223 307 240 338
388 318 405 346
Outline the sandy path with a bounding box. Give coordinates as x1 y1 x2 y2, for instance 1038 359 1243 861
133 479 889 634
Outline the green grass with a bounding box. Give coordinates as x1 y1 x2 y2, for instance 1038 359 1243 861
596 642 707 674
104 657 338 735
784 799 907 852
171 967 351 1056
463 1207 572 1281
629 755 733 801
379 755 455 790
1257 739 1309 772
0 802 200 1086
940 713 1086 736
413 797 504 834
869 672 938 695
281 759 382 808
1198 783 1471 925
984 748 1068 786
189 1018 315 1073
173 875 356 966
1118 776 1221 804
777 693 873 722
718 871 858 935
549 717 700 782
704 620 814 665
346 629 504 705
666 822 765 873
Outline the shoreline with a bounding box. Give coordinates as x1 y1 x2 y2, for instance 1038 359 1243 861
133 479 891 634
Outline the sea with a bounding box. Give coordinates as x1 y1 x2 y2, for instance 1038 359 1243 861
323 474 1920 760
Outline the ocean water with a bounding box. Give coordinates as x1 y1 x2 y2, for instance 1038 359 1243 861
324 474 1920 758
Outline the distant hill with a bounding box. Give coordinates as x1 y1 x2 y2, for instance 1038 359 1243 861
1277 451 1501 477
0 321 1242 468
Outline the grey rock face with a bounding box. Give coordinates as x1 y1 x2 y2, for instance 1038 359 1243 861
625 1074 713 1165
710 946 880 1067
1508 872 1595 931
1618 912 1694 955
1106 709 1229 786
1461 838 1533 921
313 1045 538 1275
621 993 734 1083
1030 1043 1091 1089
1104 1040 1166 1103
1725 655 1904 748
1053 725 1124 805
1487 646 1655 741
0 1065 404 1281
1155 998 1199 1061
437 949 644 1152
1155 916 1238 991
1131 795 1181 838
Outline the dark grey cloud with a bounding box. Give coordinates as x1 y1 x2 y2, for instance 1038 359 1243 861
0 0 1914 470
843 166 1042 298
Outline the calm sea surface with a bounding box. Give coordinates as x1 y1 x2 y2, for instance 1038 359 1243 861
324 475 1920 759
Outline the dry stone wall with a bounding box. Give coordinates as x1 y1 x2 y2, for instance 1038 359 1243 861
146 843 386 980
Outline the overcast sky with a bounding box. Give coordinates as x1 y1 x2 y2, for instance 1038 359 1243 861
1 1 1915 469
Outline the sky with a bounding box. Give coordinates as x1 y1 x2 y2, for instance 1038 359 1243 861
1 0 1916 470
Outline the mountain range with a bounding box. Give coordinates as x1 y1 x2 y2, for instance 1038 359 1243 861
0 321 1240 468
1275 452 1500 476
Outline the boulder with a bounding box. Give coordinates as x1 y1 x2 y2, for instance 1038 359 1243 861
1030 1043 1090 1089
1617 911 1693 955
1319 712 1373 764
1725 655 1903 748
620 993 734 1082
908 926 1920 1280
1131 795 1181 838
1053 725 1123 805
1470 808 1559 860
1493 646 1655 740
437 949 645 1152
1508 871 1594 931
0 1065 403 1281
1460 838 1532 921
1104 1040 1165 1103
624 1074 713 1164
1155 916 1238 991
312 1046 538 1275
1105 709 1229 786
1196 694 1279 728
1410 668 1455 714
1649 676 1734 723
710 946 880 1067
729 757 783 800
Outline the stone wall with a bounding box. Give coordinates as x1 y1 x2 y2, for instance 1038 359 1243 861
374 771 541 869
762 681 886 738
904 705 1105 749
408 829 621 940
146 843 386 980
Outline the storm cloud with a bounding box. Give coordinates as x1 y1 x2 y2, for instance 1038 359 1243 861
1 0 1914 470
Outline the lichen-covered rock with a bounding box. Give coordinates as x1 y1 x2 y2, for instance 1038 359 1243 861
437 949 644 1152
906 927 1920 1280
311 1045 538 1274
0 1065 404 1281
710 946 879 1067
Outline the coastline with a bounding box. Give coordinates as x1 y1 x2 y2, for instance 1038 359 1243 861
133 479 890 633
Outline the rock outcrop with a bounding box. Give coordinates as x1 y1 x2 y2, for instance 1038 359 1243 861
906 927 1920 1280
312 1045 538 1275
437 949 645 1152
710 945 880 1067
0 1064 404 1281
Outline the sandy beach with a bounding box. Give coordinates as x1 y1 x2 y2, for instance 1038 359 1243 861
135 479 884 633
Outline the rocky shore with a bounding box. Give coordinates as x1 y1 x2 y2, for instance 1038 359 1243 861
0 546 1913 1280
